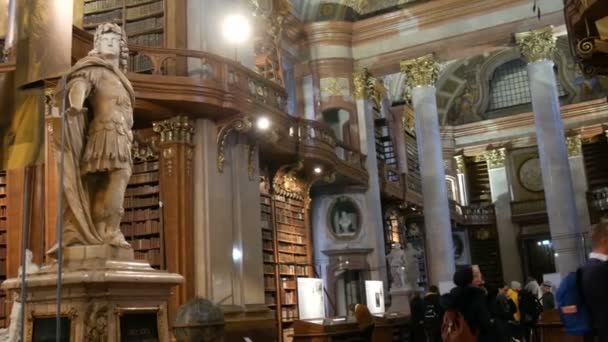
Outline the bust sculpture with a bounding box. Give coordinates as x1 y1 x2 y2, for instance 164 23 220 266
51 23 135 252
386 243 407 290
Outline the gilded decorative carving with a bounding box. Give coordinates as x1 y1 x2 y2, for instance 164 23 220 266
353 68 374 99
402 113 415 135
273 162 306 200
153 115 195 144
400 54 440 88
44 87 56 117
454 155 465 174
515 26 556 63
185 147 194 176
163 147 175 176
132 134 160 162
566 135 582 157
217 116 253 173
484 148 507 169
320 77 350 98
84 303 108 342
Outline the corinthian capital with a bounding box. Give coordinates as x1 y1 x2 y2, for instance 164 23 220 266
484 148 507 169
515 26 556 63
400 54 439 88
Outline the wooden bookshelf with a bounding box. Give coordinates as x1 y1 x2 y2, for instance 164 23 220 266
582 136 608 188
404 131 422 194
260 174 312 342
121 155 164 269
468 226 503 289
82 0 165 53
465 157 491 203
0 171 7 327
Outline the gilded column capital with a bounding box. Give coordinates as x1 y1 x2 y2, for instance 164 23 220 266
153 115 195 144
484 148 507 169
353 68 373 99
515 26 556 63
566 135 582 157
400 54 439 88
453 155 465 174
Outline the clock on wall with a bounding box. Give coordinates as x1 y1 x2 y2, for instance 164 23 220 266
518 157 544 193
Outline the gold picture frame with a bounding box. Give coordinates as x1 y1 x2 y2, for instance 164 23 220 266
115 306 166 342
25 307 78 342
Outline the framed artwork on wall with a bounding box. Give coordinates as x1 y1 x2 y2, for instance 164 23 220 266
328 196 362 240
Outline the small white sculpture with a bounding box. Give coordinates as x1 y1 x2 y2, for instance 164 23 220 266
0 250 40 342
386 243 407 290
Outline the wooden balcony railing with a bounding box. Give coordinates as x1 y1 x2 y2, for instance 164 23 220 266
462 203 496 225
511 199 548 224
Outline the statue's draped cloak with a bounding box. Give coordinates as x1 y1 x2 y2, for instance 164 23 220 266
52 56 135 248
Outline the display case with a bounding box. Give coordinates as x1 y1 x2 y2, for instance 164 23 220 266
292 315 410 342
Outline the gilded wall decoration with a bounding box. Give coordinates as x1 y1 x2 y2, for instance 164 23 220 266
216 116 253 173
272 162 306 200
454 155 465 174
84 303 108 342
566 135 582 157
518 157 544 193
320 77 350 99
152 115 195 145
400 54 439 89
162 147 175 177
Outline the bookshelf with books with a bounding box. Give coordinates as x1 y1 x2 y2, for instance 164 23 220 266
260 171 312 341
0 172 7 326
82 0 165 49
121 151 164 269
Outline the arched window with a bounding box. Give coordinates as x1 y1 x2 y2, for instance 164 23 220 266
488 59 567 111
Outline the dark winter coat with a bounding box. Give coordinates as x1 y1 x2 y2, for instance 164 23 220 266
442 286 495 342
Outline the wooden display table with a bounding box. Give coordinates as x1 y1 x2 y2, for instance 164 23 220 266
292 314 410 342
535 309 587 342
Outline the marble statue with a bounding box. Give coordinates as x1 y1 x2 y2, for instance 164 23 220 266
404 242 421 291
0 250 39 342
337 211 353 234
51 23 135 252
386 243 407 290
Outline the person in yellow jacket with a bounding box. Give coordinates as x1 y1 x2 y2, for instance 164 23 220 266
507 281 522 321
350 303 374 341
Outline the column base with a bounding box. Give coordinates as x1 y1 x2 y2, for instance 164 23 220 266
387 289 412 316
2 245 183 342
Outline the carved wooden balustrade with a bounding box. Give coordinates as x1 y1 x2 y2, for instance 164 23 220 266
462 203 496 225
511 199 548 224
378 161 404 201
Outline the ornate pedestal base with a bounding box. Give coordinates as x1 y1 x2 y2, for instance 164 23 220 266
387 289 411 316
2 245 183 342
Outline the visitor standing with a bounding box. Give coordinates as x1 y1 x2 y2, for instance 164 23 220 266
541 281 555 310
350 303 375 342
581 220 608 342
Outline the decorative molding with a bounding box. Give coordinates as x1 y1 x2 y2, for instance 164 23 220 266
353 68 373 99
162 147 175 177
216 116 253 173
320 77 350 98
132 133 160 162
400 54 440 88
84 303 108 342
566 135 582 157
515 26 556 63
185 146 194 177
272 162 306 200
484 148 507 169
453 155 465 174
152 115 195 144
44 87 56 117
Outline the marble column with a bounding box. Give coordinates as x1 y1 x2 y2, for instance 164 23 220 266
401 55 455 284
566 136 592 235
453 155 469 206
516 27 584 275
485 148 523 283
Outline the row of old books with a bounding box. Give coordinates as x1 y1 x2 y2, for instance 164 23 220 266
125 16 163 36
128 33 163 47
124 195 159 209
278 253 307 264
134 249 161 265
125 1 163 20
84 0 122 13
277 243 306 255
83 8 122 28
125 184 159 197
133 160 159 173
121 219 161 236
129 171 159 185
122 208 160 222
131 236 161 250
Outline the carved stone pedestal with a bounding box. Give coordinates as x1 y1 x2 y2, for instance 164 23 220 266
387 289 411 316
1 245 183 342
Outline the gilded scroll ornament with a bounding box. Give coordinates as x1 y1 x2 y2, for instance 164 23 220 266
353 68 373 99
273 162 305 200
217 116 253 173
400 54 440 88
153 115 195 144
483 148 507 169
84 303 108 342
248 144 257 181
566 135 582 157
515 26 556 63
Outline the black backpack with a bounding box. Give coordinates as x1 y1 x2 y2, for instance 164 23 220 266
519 290 543 325
423 301 442 329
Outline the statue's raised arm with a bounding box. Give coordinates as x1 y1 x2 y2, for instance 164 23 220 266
49 23 135 254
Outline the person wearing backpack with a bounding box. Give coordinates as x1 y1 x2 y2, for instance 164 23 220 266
423 285 443 342
441 267 495 342
581 220 608 342
519 280 544 341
